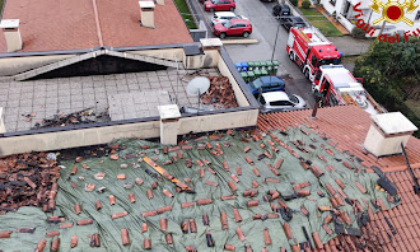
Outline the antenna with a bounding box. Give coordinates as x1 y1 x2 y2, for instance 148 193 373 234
186 77 210 114
186 77 210 96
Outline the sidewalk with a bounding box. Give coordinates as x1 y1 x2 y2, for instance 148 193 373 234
327 36 374 56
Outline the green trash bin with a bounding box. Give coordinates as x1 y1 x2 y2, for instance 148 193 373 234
240 72 248 82
261 69 269 76
265 61 273 74
260 61 267 70
248 61 256 71
247 71 255 81
254 61 261 71
272 60 279 75
253 69 262 79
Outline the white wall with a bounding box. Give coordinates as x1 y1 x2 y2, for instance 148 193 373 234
0 109 258 156
320 0 337 15
0 54 75 76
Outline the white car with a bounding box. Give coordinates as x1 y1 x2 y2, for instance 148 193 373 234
259 91 306 112
211 11 248 26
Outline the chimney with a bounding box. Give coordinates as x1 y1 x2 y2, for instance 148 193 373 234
139 1 155 28
363 112 418 157
0 19 22 52
156 0 164 5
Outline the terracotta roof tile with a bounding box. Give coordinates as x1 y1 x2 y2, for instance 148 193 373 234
0 0 193 53
409 238 419 251
257 106 420 251
258 106 420 173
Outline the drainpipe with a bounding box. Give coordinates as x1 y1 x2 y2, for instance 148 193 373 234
311 90 322 119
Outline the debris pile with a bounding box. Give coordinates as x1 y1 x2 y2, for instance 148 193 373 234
201 76 238 109
31 108 109 129
0 127 400 251
0 152 60 214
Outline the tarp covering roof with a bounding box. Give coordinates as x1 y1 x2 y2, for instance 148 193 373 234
0 126 399 251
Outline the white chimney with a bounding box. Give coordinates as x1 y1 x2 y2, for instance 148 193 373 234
0 19 22 52
363 112 418 157
156 0 164 5
139 1 155 29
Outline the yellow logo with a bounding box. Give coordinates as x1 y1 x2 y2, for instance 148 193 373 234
370 0 418 26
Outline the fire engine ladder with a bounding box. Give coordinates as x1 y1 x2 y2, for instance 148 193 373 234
341 92 357 106
366 91 385 113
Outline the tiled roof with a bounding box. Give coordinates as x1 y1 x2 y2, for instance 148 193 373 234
258 105 420 251
257 105 420 173
98 0 193 48
319 169 420 252
0 0 193 53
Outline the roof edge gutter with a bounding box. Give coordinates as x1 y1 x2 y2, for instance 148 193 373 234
0 47 101 59
0 106 258 138
0 43 200 59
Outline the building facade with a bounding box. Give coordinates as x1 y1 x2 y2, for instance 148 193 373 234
320 0 420 36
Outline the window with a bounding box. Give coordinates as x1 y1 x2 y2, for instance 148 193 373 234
252 79 263 89
311 55 318 66
330 0 336 6
259 96 266 105
416 11 420 21
270 100 293 106
287 94 299 104
223 21 232 28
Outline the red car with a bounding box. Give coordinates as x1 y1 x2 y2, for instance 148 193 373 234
204 0 236 12
213 19 252 39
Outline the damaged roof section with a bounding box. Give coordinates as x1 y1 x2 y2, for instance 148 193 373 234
0 126 399 251
258 105 420 251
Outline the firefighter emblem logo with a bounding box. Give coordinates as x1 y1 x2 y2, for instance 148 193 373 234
370 0 418 26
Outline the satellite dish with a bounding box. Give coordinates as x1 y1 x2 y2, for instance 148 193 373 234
186 77 210 96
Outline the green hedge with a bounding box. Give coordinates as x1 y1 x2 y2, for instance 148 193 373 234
302 0 311 9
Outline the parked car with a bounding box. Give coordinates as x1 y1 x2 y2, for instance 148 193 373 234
204 0 236 12
246 76 285 96
279 16 308 31
272 4 291 17
259 91 306 112
211 11 247 26
213 19 252 39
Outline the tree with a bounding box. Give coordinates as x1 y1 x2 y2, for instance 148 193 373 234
354 37 420 137
302 0 311 9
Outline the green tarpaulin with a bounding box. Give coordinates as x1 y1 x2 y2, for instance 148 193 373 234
0 126 399 251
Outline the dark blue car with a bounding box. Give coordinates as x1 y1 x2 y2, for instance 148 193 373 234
247 76 285 96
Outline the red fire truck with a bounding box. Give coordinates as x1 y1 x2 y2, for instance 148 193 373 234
286 27 342 81
312 65 384 115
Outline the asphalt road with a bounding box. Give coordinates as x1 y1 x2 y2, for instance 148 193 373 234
190 0 316 108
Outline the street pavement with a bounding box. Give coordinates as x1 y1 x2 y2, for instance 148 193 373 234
190 0 316 108
328 36 373 57
226 1 316 108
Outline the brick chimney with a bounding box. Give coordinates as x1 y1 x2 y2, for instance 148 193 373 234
0 19 22 52
139 1 155 28
363 112 418 157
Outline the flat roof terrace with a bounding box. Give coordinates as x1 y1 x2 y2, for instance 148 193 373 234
1 68 221 132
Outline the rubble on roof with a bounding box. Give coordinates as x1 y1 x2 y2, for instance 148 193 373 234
0 152 60 214
31 108 109 129
0 126 401 251
201 76 238 109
